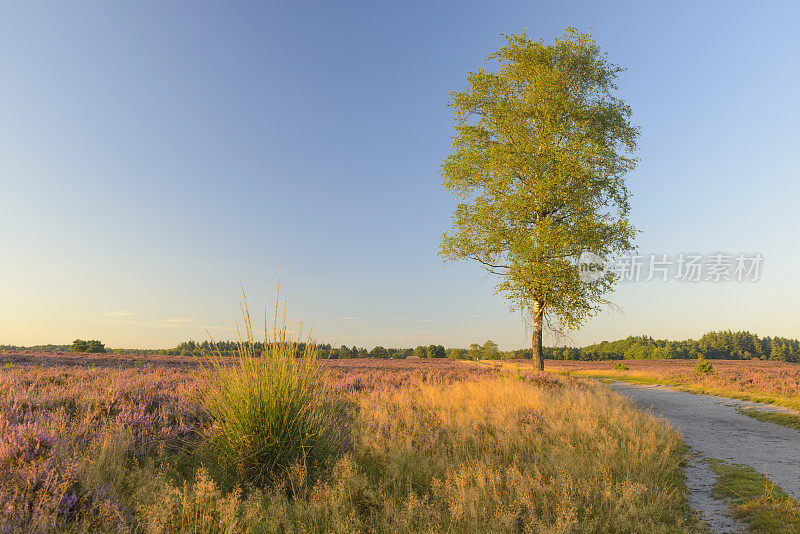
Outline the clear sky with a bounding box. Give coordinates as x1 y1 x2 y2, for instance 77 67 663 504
2 1 799 350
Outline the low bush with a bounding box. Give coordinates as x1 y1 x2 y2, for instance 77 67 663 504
70 339 106 353
695 358 714 374
614 362 629 371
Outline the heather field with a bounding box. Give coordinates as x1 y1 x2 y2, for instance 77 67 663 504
530 359 800 410
0 352 699 533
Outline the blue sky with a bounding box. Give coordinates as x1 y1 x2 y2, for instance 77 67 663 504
2 1 799 349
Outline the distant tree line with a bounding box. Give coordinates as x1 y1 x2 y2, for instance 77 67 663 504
165 332 799 362
165 341 450 360
533 331 800 362
2 330 798 362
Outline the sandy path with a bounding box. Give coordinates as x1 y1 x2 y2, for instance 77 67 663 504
609 382 800 533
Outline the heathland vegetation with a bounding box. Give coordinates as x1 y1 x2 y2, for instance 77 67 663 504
544 358 800 412
0 315 700 532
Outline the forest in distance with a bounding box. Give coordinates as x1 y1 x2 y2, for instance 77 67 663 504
4 329 799 362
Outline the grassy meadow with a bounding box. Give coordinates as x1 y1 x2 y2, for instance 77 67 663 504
0 345 701 532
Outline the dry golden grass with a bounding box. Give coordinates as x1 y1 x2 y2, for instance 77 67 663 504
138 377 696 533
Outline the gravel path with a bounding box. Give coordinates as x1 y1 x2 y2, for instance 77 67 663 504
609 382 800 533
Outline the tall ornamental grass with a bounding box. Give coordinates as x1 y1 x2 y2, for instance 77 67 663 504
203 294 348 488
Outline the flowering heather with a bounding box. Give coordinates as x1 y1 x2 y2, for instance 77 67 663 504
324 357 498 392
544 358 800 406
0 353 698 532
0 350 204 369
0 364 206 531
0 354 498 530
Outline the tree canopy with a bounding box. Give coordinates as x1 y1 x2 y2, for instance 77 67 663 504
440 28 639 370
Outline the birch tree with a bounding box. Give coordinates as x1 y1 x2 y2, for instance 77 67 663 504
440 28 639 370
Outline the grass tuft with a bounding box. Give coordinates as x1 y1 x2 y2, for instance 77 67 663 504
202 291 349 489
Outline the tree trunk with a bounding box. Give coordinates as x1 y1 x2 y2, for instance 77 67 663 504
531 300 544 371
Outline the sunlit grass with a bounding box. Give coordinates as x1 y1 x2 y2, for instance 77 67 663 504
737 408 800 433
141 378 698 532
201 292 349 488
710 459 800 534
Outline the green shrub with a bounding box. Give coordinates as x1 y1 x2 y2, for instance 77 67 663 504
203 296 349 489
613 362 629 371
695 358 713 374
70 339 106 353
